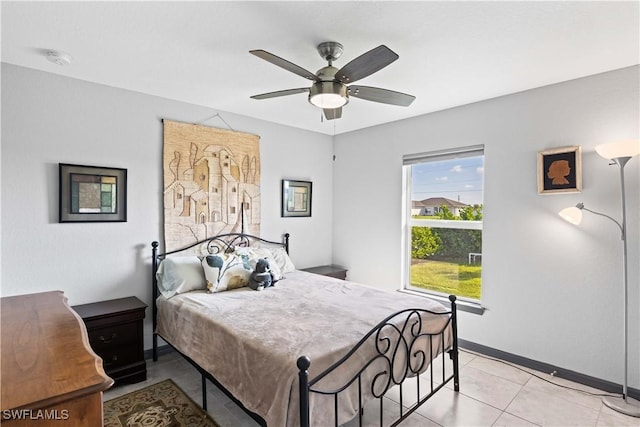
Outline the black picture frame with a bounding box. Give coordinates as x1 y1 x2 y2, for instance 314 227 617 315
59 163 127 222
281 179 312 217
537 146 582 194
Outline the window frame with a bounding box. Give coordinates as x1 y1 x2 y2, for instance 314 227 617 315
401 145 485 308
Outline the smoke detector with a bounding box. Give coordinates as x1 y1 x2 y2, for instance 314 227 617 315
46 50 72 66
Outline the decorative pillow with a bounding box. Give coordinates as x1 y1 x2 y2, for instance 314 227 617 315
203 253 252 293
156 256 206 299
201 254 223 293
234 247 283 280
265 246 296 274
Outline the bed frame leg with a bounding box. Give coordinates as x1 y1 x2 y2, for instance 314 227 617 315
152 241 159 362
449 295 460 392
297 356 311 427
202 374 208 411
153 334 158 362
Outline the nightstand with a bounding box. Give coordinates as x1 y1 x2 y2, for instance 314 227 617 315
301 265 348 280
72 296 147 385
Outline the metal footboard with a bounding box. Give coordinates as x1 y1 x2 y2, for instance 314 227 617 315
298 295 459 427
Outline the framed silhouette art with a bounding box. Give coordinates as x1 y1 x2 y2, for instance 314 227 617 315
537 146 582 194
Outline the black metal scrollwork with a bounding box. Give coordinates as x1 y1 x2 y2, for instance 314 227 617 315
205 234 251 254
369 310 447 398
303 307 455 427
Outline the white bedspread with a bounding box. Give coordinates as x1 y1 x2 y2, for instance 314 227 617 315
157 270 452 427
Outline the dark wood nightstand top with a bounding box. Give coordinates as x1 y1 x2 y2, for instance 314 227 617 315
73 296 147 321
301 265 348 280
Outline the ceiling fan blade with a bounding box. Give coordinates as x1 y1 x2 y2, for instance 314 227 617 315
348 85 415 106
335 45 399 84
250 50 319 82
323 107 342 120
250 88 310 100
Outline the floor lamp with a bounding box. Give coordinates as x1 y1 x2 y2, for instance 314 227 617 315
559 139 639 417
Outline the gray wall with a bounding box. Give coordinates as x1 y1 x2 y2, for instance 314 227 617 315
1 63 335 348
332 66 640 388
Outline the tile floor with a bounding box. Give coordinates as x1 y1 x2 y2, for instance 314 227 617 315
103 348 640 426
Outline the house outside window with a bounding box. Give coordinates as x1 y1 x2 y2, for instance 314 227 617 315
402 145 484 303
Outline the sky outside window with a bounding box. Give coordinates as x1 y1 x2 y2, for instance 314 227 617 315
411 156 484 206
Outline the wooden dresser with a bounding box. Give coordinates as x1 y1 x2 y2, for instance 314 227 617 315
1 291 113 426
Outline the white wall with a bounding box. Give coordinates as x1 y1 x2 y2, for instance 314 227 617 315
1 64 335 348
2 62 639 389
332 66 639 388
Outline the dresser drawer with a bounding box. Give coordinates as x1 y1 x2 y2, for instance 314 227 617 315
99 346 141 371
87 323 139 352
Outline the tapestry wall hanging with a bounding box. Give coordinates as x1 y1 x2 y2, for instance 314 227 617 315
163 119 260 251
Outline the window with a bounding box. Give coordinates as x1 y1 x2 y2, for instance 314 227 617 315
402 145 484 303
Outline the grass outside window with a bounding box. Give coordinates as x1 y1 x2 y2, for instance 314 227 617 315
410 259 481 300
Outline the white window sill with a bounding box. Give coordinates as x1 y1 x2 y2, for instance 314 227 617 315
397 288 485 315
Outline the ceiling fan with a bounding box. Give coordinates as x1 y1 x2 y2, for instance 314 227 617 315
249 42 416 120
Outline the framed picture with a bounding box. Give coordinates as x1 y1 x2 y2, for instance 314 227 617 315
537 146 582 194
59 163 127 222
281 179 312 217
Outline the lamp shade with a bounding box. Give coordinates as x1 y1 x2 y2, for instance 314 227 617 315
309 93 347 109
595 140 640 160
559 206 583 225
309 81 348 109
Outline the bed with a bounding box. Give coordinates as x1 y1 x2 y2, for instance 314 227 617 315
151 232 459 427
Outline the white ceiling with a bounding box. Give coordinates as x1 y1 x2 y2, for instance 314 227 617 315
2 1 639 135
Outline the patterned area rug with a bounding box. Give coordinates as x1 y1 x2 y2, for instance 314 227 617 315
104 379 219 427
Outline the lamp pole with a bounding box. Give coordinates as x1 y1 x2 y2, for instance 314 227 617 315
601 156 639 417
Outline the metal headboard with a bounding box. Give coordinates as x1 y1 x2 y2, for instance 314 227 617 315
150 232 290 361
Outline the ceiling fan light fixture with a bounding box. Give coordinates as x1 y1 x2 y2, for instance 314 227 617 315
309 81 348 109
